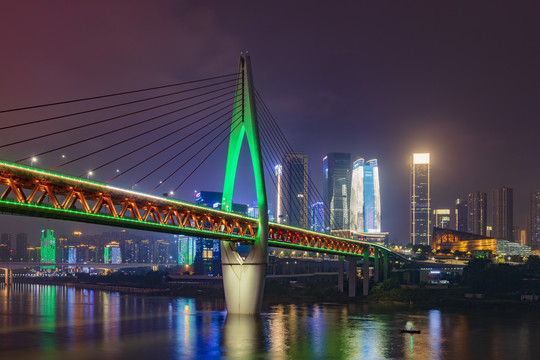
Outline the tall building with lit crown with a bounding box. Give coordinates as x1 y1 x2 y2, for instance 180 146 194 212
278 152 309 228
433 209 451 229
323 153 352 231
492 187 513 241
350 158 381 233
410 153 430 245
467 192 487 236
531 190 540 249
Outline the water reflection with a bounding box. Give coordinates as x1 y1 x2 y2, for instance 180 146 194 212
1 284 540 359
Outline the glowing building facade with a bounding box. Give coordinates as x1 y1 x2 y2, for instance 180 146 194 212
350 158 381 233
40 229 56 269
323 153 351 231
410 153 430 245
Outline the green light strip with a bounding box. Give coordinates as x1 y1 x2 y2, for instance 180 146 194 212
268 240 369 257
0 159 258 223
0 199 255 241
270 222 392 253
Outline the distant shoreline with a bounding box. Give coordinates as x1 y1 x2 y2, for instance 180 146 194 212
8 276 540 311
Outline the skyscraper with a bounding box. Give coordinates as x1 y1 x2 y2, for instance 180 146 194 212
493 187 513 241
15 233 27 262
410 153 430 245
323 153 351 231
531 190 540 249
455 198 468 232
278 151 309 228
467 192 487 236
350 158 381 233
364 159 381 232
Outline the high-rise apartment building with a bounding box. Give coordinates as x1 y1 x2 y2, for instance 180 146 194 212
0 233 11 262
350 158 381 233
531 190 540 249
467 192 487 236
455 198 468 232
410 153 430 245
310 202 325 233
323 153 351 231
278 152 309 228
492 187 513 241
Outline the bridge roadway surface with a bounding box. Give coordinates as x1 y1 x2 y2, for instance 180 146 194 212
0 160 406 260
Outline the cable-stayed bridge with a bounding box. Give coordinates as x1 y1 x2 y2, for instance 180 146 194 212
0 56 403 314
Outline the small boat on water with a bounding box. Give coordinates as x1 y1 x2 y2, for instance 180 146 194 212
400 329 421 334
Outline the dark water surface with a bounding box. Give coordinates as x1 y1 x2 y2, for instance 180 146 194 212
1 283 539 359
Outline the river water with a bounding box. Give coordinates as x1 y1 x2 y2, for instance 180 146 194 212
0 283 539 359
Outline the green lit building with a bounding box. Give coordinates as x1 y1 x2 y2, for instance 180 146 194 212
40 229 56 269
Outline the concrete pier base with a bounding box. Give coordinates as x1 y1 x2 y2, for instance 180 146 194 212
347 257 356 297
363 247 370 296
338 256 344 292
221 242 266 315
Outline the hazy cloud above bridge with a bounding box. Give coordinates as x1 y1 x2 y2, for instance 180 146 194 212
0 1 539 242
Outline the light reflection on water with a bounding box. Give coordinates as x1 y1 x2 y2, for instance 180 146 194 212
1 283 540 359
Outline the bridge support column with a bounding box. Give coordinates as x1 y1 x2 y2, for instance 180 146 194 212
347 257 356 297
363 246 370 296
374 250 380 283
338 256 344 292
383 252 388 280
221 242 267 315
220 56 268 315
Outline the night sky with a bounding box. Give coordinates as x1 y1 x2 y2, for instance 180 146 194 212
0 1 539 245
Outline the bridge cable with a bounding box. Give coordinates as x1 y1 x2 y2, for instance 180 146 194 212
152 109 244 193
37 95 236 170
90 102 239 180
172 114 245 193
105 105 241 185
81 102 241 176
255 90 338 230
258 125 306 227
1 85 237 149
0 72 239 115
257 108 329 231
259 135 303 227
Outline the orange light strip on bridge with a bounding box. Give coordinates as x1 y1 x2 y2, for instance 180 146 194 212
0 160 392 257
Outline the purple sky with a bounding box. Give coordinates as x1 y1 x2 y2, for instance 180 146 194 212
0 1 539 244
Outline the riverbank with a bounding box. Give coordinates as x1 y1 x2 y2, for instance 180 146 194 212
10 275 540 311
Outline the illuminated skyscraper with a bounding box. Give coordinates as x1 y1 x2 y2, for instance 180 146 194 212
492 187 513 241
310 202 325 232
350 158 364 232
350 158 381 233
410 153 430 245
278 152 309 228
323 153 351 231
467 192 487 236
364 159 381 232
40 229 56 269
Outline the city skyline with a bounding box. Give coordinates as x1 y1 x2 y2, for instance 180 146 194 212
0 2 538 243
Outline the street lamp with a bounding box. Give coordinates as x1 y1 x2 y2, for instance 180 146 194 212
31 157 37 166
87 171 93 179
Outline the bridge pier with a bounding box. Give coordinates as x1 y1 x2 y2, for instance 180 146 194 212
383 252 388 280
221 241 267 315
363 246 370 296
374 250 380 283
347 256 356 297
338 256 344 292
